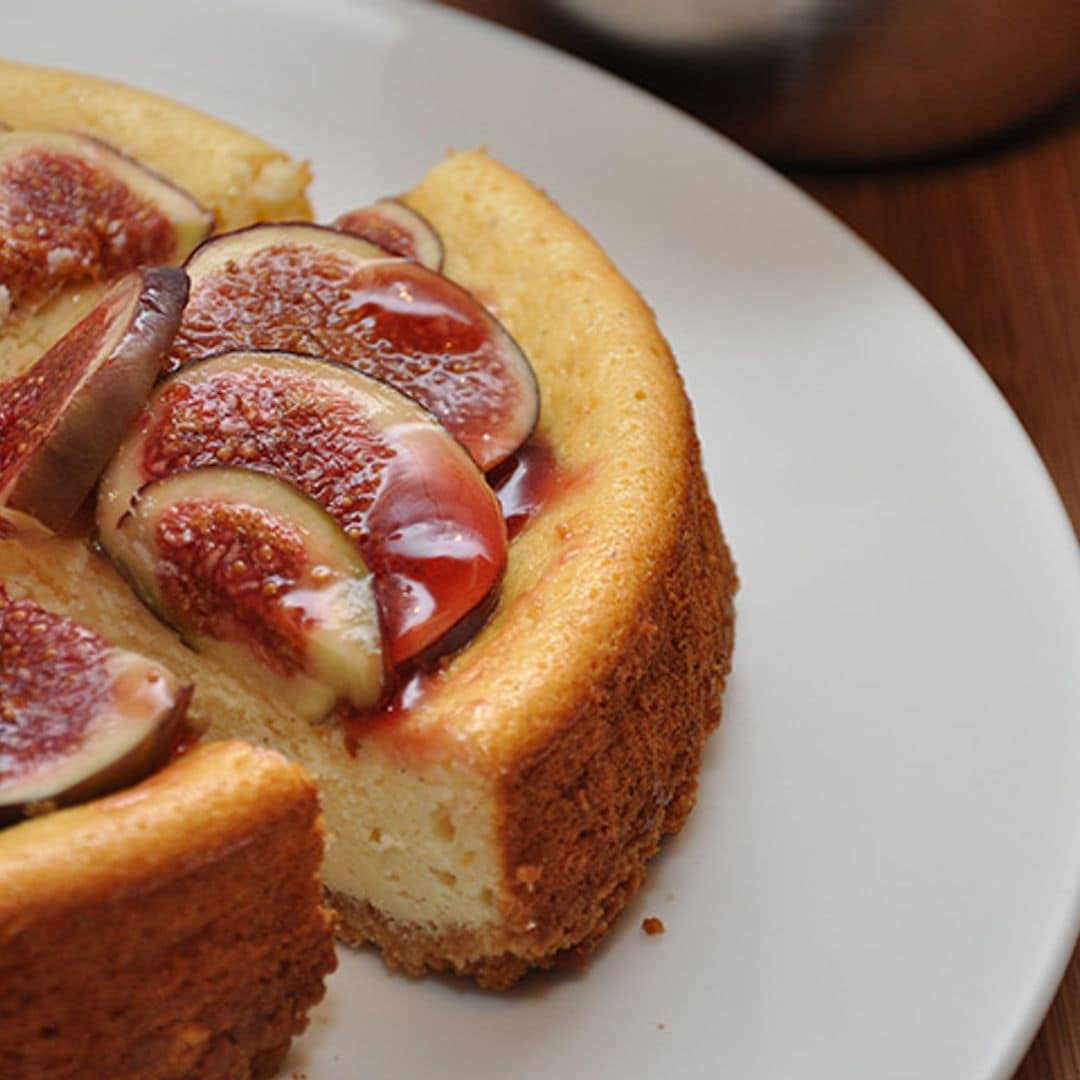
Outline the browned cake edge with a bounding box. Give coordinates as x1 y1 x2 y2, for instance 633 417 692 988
331 439 737 988
0 741 338 1079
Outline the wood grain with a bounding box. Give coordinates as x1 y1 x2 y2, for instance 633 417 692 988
437 3 1079 1073
793 112 1080 538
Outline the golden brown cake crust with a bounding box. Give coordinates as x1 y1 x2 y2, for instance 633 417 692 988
0 742 337 1079
311 150 738 986
332 441 736 988
494 437 736 980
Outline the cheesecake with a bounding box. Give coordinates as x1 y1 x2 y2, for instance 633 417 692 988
0 61 737 991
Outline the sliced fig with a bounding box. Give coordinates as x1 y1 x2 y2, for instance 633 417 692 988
98 350 507 668
0 131 212 313
0 586 191 823
0 267 189 531
333 198 444 271
0 507 52 541
169 223 538 471
110 466 384 721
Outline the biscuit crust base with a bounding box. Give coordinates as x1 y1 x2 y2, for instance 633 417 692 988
333 441 736 989
0 743 337 1079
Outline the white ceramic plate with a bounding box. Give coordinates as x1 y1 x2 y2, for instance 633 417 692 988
9 2 1080 1077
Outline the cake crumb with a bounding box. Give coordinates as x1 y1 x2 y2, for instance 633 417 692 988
642 916 665 936
515 864 542 892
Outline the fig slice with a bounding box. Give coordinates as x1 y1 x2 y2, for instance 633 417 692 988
333 198 444 271
169 222 538 471
0 507 52 541
98 349 508 668
0 266 189 531
0 586 192 823
108 466 385 722
0 131 212 314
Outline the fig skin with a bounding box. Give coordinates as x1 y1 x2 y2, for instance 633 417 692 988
0 130 212 313
109 466 386 722
0 266 189 531
0 588 193 824
333 198 445 271
97 349 508 668
1 681 195 824
0 507 52 541
171 222 539 471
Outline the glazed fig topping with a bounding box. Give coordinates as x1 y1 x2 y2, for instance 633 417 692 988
0 586 191 822
333 198 444 271
0 131 212 315
98 350 508 668
170 223 538 471
0 267 189 530
110 467 384 721
490 437 562 541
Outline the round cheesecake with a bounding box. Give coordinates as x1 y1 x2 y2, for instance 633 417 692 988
0 62 737 990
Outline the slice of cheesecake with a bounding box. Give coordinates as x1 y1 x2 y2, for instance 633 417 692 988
0 738 336 1078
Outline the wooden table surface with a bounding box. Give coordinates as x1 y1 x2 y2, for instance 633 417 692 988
436 2 1079 1074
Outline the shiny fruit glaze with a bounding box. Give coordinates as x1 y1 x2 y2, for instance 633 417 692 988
169 245 532 470
491 436 561 540
342 434 565 745
137 359 506 666
0 149 175 311
143 370 392 539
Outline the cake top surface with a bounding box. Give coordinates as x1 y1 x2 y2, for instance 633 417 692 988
397 150 696 765
0 59 700 773
0 739 317 916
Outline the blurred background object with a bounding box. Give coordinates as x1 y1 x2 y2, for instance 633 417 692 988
544 0 1080 162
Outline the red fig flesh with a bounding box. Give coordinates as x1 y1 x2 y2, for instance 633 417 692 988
110 467 384 721
169 223 538 471
0 586 191 822
98 350 507 668
0 131 212 314
333 198 444 271
0 267 189 531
